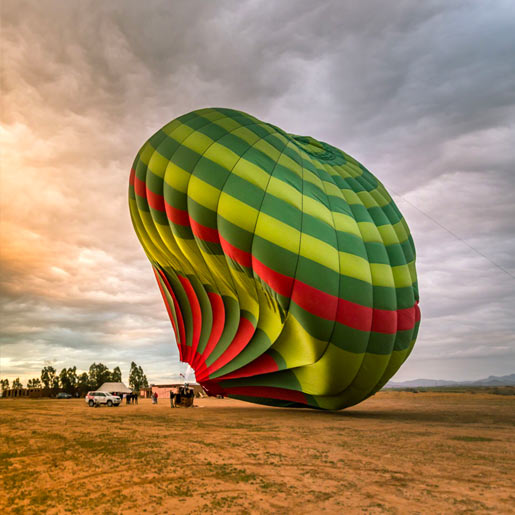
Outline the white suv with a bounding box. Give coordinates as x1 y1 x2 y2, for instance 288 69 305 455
85 391 121 407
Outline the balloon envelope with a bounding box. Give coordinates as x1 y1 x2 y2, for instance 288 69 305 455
129 108 420 410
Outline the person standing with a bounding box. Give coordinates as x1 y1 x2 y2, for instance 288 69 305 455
170 389 175 408
134 392 138 405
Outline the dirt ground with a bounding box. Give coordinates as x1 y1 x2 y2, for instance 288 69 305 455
1 391 514 514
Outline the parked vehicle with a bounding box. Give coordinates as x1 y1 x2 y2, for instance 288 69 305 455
85 391 121 407
56 392 72 399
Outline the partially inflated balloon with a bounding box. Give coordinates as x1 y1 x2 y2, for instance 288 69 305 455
129 108 420 410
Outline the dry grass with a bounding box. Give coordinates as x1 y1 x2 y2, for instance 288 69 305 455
1 391 514 513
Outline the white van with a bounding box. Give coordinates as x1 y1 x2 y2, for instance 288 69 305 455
85 391 121 407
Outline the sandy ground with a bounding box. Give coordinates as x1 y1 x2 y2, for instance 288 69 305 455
1 391 514 514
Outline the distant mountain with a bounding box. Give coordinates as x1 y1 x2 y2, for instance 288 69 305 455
385 373 515 389
472 374 515 386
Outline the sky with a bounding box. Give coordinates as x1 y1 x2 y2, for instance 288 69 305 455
1 0 514 385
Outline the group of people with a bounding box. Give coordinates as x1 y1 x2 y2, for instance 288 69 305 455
140 387 195 407
120 392 138 404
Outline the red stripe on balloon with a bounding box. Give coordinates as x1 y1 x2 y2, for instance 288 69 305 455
146 187 165 212
219 235 252 268
198 293 225 369
132 183 218 245
129 168 136 187
190 218 220 244
134 172 167 215
370 308 395 334
134 173 147 200
218 352 279 380
153 268 186 361
225 386 308 405
335 298 373 332
396 305 415 331
191 351 208 377
252 256 294 298
157 269 187 359
153 268 181 358
177 275 202 364
204 317 256 376
132 182 187 226
291 280 338 326
251 255 419 334
165 203 190 226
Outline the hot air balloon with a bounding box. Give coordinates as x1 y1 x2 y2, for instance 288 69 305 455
129 108 420 410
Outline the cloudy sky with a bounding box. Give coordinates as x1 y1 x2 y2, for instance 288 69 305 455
1 0 514 385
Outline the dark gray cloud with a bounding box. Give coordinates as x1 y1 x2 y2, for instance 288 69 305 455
1 0 514 384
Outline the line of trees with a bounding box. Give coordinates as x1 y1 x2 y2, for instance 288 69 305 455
0 362 148 397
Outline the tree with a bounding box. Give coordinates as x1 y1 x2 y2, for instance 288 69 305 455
0 378 9 395
129 362 148 392
41 366 57 390
67 366 78 392
88 363 112 390
112 366 122 382
12 378 23 389
59 368 70 393
77 372 90 396
27 378 42 389
59 367 78 394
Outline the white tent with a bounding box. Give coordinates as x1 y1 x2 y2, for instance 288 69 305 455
97 382 132 394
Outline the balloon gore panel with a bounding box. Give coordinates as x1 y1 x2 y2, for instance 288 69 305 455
129 108 420 410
